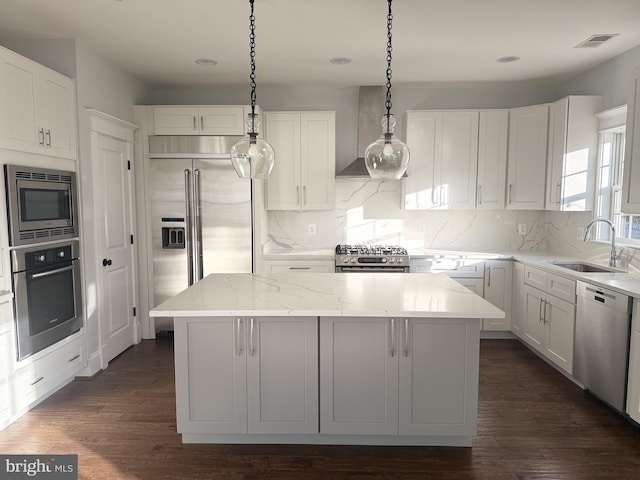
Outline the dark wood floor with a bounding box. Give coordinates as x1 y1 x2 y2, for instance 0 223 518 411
1 338 639 480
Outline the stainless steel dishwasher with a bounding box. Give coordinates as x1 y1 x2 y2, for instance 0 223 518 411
574 281 632 413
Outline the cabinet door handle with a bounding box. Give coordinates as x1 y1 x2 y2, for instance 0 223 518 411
556 183 561 203
200 116 204 130
539 299 547 322
45 129 51 147
390 318 396 357
235 318 242 356
38 128 45 146
543 300 548 324
478 185 482 205
296 186 300 205
431 184 436 205
68 354 80 362
404 318 409 357
303 185 307 205
509 184 513 204
249 317 255 356
487 266 491 287
30 376 45 386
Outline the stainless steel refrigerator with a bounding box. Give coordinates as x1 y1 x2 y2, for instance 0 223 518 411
149 137 252 330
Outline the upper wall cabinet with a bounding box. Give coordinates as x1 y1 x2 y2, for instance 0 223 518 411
405 110 479 210
545 96 601 211
0 46 77 160
622 67 640 214
506 104 549 210
477 110 509 209
265 111 335 211
153 106 245 135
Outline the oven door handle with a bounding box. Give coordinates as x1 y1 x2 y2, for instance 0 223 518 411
30 264 75 279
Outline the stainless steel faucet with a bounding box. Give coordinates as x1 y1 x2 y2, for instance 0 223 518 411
583 218 618 267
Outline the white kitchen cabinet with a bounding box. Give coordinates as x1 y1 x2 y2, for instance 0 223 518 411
622 66 640 213
626 300 640 423
174 318 247 434
11 333 85 416
153 106 245 135
0 45 77 160
265 112 335 211
174 316 318 436
398 318 479 436
261 259 334 273
522 266 576 373
476 110 509 209
511 262 525 338
320 316 479 437
0 301 13 429
405 110 479 210
247 317 318 434
545 96 601 211
483 260 512 331
506 104 549 210
320 316 398 435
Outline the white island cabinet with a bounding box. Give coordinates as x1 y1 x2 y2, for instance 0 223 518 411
151 272 504 446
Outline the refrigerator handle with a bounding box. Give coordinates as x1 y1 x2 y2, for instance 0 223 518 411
184 169 194 286
194 168 204 281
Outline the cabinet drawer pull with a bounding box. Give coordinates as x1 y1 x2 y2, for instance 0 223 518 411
30 376 45 386
249 318 255 356
289 266 311 270
68 354 80 362
235 318 242 356
390 318 396 357
404 318 409 357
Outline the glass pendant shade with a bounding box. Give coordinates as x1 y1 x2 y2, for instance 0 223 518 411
231 114 274 179
364 114 410 180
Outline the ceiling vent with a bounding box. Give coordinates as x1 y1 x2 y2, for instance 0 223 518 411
574 34 619 48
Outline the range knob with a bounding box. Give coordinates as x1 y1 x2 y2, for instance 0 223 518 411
381 257 387 263
350 258 357 263
58 251 65 258
389 258 395 263
37 254 45 262
342 257 349 263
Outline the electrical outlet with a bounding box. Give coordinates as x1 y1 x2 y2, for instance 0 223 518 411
307 224 316 235
577 227 585 240
418 223 426 235
517 224 527 235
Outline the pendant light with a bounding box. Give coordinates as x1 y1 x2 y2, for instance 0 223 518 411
231 0 274 179
364 0 410 180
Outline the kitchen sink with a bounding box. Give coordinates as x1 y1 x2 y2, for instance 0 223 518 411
550 261 616 273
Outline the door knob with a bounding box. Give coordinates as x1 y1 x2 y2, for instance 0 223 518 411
102 258 112 267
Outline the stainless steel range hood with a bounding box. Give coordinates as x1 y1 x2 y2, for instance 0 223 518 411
337 86 384 177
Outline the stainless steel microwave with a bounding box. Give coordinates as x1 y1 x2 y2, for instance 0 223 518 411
4 164 79 246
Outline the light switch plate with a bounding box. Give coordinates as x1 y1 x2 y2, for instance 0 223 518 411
307 224 316 235
517 224 527 235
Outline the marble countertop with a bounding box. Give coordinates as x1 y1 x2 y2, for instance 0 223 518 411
150 272 505 319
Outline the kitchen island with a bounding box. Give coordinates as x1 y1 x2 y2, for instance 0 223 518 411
150 272 504 446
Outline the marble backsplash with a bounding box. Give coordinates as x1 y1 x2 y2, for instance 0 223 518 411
266 179 640 270
266 179 548 253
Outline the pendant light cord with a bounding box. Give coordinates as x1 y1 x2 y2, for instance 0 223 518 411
249 0 257 131
385 0 393 133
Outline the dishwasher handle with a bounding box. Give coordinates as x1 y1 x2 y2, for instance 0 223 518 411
576 281 630 313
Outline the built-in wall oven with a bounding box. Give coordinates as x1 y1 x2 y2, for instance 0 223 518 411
4 164 79 246
11 240 82 360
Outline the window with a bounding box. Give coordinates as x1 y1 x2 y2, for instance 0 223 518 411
594 127 640 244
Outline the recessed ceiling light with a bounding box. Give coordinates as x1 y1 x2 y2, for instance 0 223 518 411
496 56 521 63
195 58 218 66
330 57 352 65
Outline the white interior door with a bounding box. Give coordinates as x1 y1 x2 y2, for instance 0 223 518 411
94 132 136 365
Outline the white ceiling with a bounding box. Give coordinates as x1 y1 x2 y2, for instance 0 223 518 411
1 0 640 88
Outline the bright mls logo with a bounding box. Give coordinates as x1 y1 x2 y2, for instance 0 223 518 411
0 455 77 479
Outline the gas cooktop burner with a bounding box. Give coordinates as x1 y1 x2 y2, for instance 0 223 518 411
335 244 408 256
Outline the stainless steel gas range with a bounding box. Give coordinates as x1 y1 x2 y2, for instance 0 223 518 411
335 244 410 272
